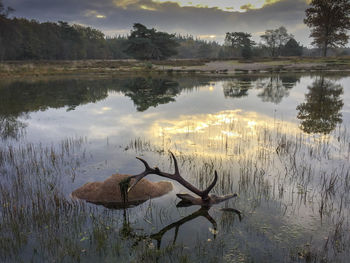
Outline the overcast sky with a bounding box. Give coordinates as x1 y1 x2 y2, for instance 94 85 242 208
4 0 312 45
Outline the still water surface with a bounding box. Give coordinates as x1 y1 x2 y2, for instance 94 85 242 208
1 73 350 262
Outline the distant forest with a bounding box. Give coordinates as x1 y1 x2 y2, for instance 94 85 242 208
1 7 349 60
0 17 224 60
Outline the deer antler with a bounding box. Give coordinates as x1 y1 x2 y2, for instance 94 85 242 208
128 151 218 201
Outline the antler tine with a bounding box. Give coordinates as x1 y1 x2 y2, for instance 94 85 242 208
136 157 152 170
128 152 218 200
201 170 218 199
169 151 180 176
127 157 155 192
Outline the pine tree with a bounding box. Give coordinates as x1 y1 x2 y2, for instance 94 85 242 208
304 0 350 56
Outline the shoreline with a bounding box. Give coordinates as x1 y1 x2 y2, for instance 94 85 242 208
2 57 350 78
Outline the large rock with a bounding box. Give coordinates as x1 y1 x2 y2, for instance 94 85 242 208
72 174 173 208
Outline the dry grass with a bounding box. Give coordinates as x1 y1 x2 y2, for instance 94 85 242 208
1 57 350 78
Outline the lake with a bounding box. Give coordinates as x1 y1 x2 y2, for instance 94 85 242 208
1 72 350 262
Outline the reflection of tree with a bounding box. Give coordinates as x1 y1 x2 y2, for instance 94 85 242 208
0 77 182 139
0 79 110 140
0 79 109 116
280 75 301 89
297 77 343 134
257 75 300 104
223 77 253 98
0 116 27 140
120 78 180 111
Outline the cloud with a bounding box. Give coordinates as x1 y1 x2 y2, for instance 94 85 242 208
114 0 140 9
4 0 311 44
240 4 254 11
85 10 107 19
153 0 288 12
198 34 219 40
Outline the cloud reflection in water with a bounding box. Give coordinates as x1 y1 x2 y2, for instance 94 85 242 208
147 109 301 158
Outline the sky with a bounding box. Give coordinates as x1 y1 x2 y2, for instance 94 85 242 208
4 0 311 45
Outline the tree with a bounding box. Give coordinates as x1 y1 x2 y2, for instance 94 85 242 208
281 38 303 56
106 35 129 59
225 32 254 59
0 0 14 60
74 25 108 59
304 0 350 57
0 0 14 18
260 26 293 57
196 42 214 58
241 44 253 59
125 23 178 60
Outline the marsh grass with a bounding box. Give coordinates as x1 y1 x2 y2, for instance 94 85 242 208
2 109 350 262
0 137 234 262
127 110 350 261
0 60 208 78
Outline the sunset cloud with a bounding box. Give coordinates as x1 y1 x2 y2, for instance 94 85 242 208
85 10 107 19
4 0 311 44
114 0 140 9
154 0 288 12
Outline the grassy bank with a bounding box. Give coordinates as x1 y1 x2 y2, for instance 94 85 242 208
1 57 350 78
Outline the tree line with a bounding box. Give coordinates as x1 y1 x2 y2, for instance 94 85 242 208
224 27 303 59
0 16 304 61
0 16 222 60
1 0 350 60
